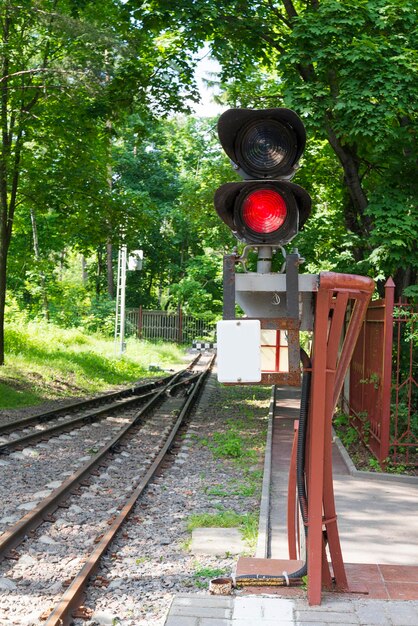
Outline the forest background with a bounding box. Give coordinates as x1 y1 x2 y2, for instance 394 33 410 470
0 0 417 367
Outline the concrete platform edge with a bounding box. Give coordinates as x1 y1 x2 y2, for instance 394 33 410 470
255 385 275 558
332 430 418 485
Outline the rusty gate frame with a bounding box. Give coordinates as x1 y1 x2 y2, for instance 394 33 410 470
346 278 417 467
288 272 374 605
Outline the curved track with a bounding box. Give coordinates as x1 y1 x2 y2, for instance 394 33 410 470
0 353 214 626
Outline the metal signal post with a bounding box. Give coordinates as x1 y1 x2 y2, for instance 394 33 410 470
214 107 374 604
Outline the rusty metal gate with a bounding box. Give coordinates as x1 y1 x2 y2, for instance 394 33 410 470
346 279 418 466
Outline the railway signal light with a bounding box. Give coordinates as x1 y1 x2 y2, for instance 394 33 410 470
215 108 311 246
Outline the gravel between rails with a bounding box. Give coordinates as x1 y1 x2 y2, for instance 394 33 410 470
0 372 270 626
0 411 138 529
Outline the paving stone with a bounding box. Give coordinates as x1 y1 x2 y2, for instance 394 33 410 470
386 602 418 626
169 605 232 619
295 609 360 624
165 617 198 626
260 597 295 620
191 527 246 556
354 601 390 625
234 621 293 626
174 595 234 609
296 622 344 626
233 596 294 621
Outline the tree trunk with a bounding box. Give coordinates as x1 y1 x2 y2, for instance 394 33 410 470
81 255 88 285
30 208 49 321
0 229 7 365
96 246 104 297
393 266 417 301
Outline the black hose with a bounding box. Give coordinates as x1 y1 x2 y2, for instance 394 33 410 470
297 347 311 528
235 348 312 585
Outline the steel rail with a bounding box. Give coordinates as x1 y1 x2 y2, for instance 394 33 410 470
0 385 181 454
0 354 201 436
0 362 202 560
44 353 215 626
0 376 174 437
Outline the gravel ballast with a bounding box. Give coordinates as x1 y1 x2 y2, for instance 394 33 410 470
0 371 270 625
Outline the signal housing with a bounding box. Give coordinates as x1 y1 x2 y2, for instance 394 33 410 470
215 107 311 246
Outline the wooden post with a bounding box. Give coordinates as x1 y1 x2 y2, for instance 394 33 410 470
177 305 183 344
138 306 143 340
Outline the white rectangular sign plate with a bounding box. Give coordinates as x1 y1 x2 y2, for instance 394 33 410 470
216 320 261 383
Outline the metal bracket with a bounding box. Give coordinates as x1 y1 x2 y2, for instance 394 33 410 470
223 254 237 320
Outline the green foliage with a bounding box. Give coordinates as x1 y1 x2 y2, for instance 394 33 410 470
0 382 43 409
210 430 248 459
143 0 417 296
186 511 258 546
333 412 359 447
359 372 380 390
368 457 382 472
112 114 230 317
192 564 227 587
2 0 417 350
205 480 256 498
0 313 185 408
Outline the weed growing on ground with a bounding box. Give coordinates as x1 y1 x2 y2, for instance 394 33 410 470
192 564 227 588
187 511 259 549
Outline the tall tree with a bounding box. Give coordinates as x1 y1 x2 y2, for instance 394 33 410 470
139 0 417 297
0 0 199 363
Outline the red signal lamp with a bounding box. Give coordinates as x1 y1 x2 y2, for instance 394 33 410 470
241 189 287 234
215 181 311 245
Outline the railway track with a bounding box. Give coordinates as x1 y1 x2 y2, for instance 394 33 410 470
0 359 200 529
0 353 214 625
0 366 197 451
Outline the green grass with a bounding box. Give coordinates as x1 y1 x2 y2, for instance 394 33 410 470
186 511 259 548
0 382 43 407
0 318 186 409
192 564 227 588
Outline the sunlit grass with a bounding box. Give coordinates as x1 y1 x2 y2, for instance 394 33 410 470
1 319 187 409
186 511 259 548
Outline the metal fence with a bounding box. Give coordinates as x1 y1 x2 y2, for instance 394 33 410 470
125 307 216 344
343 279 418 467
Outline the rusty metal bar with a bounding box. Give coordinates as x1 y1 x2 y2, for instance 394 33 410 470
307 286 329 606
380 278 395 463
322 292 349 591
307 272 374 605
319 272 374 294
223 254 236 319
286 253 300 319
333 294 374 408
